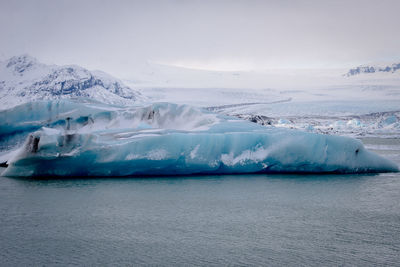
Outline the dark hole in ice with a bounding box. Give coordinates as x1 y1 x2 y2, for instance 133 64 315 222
355 148 359 155
32 136 40 153
0 162 8 168
148 110 155 120
66 117 71 130
65 134 76 144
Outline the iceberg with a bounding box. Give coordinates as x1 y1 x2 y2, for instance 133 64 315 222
1 99 398 177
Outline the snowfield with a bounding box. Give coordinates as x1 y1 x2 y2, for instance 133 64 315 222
122 61 400 138
1 55 399 176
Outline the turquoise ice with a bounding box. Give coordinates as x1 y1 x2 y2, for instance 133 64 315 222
1 99 398 177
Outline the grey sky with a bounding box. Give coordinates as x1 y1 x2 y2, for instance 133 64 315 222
0 0 399 77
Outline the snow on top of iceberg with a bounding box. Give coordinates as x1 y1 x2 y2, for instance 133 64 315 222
0 99 220 136
1 99 398 177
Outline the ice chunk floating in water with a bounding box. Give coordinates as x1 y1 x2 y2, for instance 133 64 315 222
1 99 398 177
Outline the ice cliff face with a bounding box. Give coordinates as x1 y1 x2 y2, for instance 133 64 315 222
346 63 400 76
0 55 143 109
1 99 397 177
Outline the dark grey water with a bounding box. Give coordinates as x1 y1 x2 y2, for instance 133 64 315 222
0 138 399 266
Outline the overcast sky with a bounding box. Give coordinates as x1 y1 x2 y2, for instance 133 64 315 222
0 0 399 77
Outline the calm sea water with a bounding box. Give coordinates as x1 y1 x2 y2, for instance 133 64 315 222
0 137 399 266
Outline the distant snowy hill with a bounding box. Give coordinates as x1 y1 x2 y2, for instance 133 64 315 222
0 55 143 110
346 62 400 76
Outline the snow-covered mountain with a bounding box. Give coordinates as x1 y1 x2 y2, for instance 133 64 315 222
0 55 143 110
346 62 400 76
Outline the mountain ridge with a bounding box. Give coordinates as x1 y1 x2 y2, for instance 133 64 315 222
0 55 143 110
346 62 400 76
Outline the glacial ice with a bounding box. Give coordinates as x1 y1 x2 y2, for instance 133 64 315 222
1 99 398 177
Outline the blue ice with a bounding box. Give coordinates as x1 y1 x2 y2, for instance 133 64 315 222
1 99 398 177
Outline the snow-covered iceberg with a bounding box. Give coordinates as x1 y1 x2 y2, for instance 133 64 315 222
1 99 398 177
